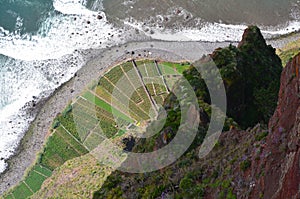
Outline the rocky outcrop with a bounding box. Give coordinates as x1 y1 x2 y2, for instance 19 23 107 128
251 53 300 199
211 26 282 128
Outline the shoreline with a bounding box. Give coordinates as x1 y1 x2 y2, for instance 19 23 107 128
0 34 299 195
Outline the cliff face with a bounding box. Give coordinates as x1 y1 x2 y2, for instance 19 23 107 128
93 27 299 199
250 53 300 199
190 48 300 199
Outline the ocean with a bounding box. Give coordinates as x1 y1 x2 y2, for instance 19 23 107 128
0 0 299 173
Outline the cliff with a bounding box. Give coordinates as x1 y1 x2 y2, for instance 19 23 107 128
93 27 298 199
250 53 300 198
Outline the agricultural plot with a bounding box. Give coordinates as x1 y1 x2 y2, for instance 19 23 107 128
165 76 181 90
129 90 143 104
65 105 99 141
84 130 105 151
121 61 134 73
73 108 99 127
4 194 14 199
101 71 145 109
125 66 144 90
143 77 167 93
103 65 124 85
118 67 147 108
129 100 150 120
158 62 190 75
94 86 113 103
108 90 142 121
145 83 155 96
153 95 164 105
24 171 47 192
106 87 147 121
94 86 135 118
98 77 115 93
82 91 133 124
33 165 52 177
137 63 148 77
56 111 81 141
114 129 126 137
56 126 88 155
153 82 167 94
133 87 152 113
158 63 177 75
144 62 160 77
11 182 33 199
40 126 88 170
6 164 53 199
99 120 118 138
5 60 192 199
75 97 102 117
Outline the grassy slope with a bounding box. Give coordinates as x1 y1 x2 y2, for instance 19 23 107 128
276 38 300 66
31 154 114 199
94 127 269 199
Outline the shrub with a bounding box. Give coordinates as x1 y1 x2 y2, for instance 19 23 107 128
255 131 269 141
52 119 60 129
179 176 193 190
240 159 251 171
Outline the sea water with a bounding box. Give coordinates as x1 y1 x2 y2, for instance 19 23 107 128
103 0 300 41
0 0 300 173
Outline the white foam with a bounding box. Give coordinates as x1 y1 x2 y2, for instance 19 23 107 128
0 0 121 61
0 0 124 173
125 18 300 42
0 52 86 173
53 0 92 15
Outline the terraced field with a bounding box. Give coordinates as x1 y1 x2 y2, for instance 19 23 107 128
5 165 52 199
3 60 191 199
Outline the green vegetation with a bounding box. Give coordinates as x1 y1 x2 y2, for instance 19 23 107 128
4 165 53 199
255 131 269 141
209 26 282 127
93 26 282 199
4 59 192 198
277 37 300 66
158 62 190 75
4 26 288 198
82 91 133 123
11 182 33 199
24 171 47 192
240 159 251 172
32 165 52 177
40 126 88 170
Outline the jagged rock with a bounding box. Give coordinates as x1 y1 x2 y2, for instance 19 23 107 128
251 53 300 199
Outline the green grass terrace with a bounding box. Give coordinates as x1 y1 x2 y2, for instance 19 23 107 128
3 60 191 199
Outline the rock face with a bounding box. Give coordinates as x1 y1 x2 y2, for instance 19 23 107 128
251 53 300 199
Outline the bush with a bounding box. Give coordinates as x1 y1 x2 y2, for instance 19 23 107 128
240 159 251 171
179 176 193 190
255 131 269 141
179 176 205 198
52 119 60 129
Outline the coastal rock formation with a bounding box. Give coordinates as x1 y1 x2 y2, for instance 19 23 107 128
211 26 282 128
93 27 299 199
250 53 300 199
